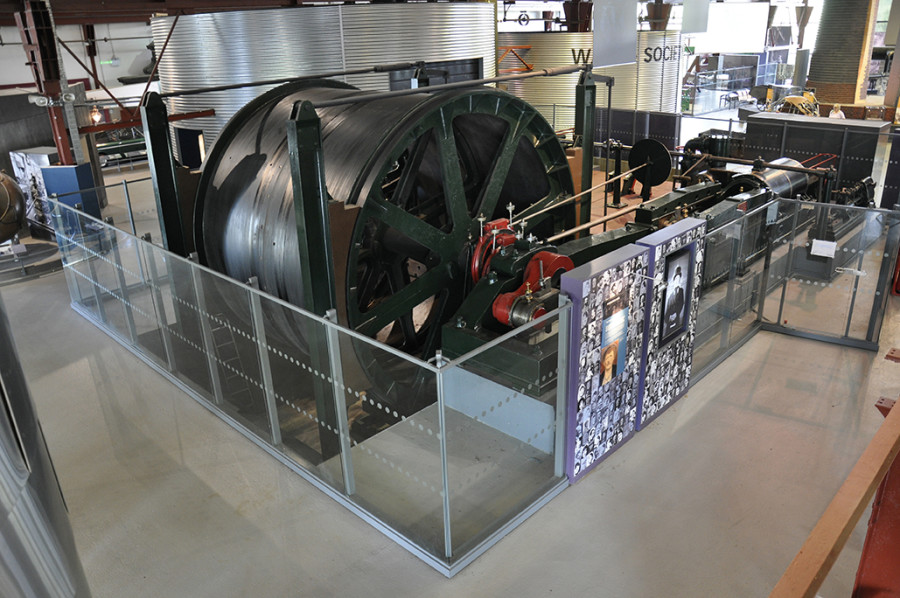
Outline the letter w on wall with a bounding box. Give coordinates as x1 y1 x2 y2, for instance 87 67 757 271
571 48 593 65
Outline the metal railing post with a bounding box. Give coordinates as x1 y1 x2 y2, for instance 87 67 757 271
324 309 356 495
189 257 225 406
776 203 800 326
247 277 282 447
143 238 177 371
554 296 570 478
122 179 138 235
435 350 453 560
105 218 138 344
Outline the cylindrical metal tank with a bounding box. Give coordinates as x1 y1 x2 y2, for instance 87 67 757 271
725 157 810 198
152 3 497 155
499 30 682 131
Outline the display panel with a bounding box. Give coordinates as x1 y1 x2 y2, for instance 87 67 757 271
637 218 707 429
8 147 57 240
561 244 650 482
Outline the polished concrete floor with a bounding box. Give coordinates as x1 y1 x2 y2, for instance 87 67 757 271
3 161 899 595
2 250 898 596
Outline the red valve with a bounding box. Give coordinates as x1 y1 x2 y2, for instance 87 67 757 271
492 251 574 326
471 218 517 283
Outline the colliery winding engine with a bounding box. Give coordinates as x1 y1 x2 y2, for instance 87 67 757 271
195 81 576 361
191 78 865 418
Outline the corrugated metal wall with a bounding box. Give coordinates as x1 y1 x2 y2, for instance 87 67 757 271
806 0 872 103
595 31 682 112
499 31 681 132
498 32 590 132
152 3 497 153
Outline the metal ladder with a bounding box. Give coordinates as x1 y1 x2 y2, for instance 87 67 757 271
209 317 254 409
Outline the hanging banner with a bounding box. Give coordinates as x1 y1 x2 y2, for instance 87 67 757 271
593 0 638 68
682 0 710 34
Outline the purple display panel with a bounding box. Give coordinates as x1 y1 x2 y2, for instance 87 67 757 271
635 218 707 430
560 244 650 483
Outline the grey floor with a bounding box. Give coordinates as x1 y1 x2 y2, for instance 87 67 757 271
1 247 897 597
2 162 899 596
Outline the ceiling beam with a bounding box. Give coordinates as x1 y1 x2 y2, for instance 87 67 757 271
0 0 307 26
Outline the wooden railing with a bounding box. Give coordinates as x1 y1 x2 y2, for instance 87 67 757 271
770 397 900 598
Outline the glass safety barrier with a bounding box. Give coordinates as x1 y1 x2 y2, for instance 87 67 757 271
46 198 570 576
692 197 900 380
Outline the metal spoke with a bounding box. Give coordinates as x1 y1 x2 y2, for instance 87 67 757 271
476 110 536 219
388 260 420 347
417 289 454 358
436 107 471 231
393 134 432 210
368 191 448 250
356 259 384 309
354 265 451 338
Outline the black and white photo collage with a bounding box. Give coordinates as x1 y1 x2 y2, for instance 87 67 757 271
570 250 649 480
638 222 706 427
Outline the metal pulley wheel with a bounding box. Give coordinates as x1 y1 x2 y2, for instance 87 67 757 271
628 138 671 187
195 80 575 358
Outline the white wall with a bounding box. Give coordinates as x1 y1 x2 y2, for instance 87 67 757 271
0 22 154 92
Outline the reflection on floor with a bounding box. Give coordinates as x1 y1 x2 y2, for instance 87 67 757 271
2 241 898 595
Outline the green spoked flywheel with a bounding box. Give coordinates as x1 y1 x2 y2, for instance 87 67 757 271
343 88 575 358
196 81 575 361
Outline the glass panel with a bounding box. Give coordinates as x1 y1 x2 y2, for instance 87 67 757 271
70 212 107 320
49 203 86 305
754 199 900 346
843 209 892 340
152 252 217 399
692 219 741 375
442 306 568 556
761 200 800 325
124 178 161 243
123 240 165 368
334 332 445 559
98 181 132 233
88 225 129 343
766 203 854 337
253 294 344 490
728 202 772 344
188 268 274 441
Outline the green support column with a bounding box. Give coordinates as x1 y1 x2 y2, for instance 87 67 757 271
286 100 341 461
287 100 337 315
141 92 186 256
574 70 596 236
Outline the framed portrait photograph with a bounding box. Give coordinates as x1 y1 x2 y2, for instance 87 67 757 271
659 246 692 346
600 285 628 385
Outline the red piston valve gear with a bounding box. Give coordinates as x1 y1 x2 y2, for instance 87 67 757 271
471 218 518 283
492 251 574 327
